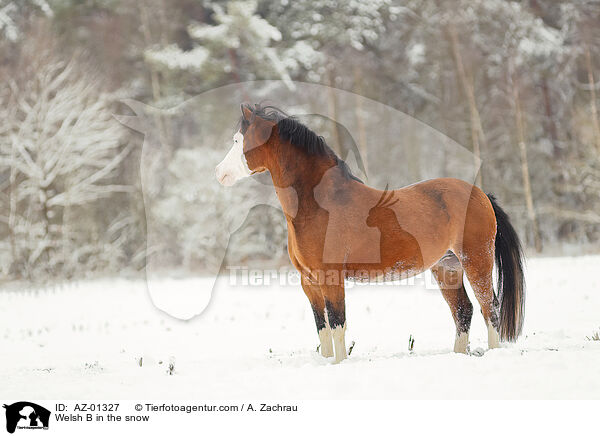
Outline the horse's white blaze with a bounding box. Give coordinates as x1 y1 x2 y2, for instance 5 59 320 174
332 323 347 363
318 327 334 358
215 131 251 186
487 321 500 349
454 332 469 354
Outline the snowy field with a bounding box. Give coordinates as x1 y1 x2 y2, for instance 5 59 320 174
1 255 599 400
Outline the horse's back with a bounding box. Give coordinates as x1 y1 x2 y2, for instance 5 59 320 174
399 177 492 220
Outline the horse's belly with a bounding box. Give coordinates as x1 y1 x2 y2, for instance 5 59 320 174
344 256 425 283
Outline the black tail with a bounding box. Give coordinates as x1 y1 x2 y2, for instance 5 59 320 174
487 194 525 342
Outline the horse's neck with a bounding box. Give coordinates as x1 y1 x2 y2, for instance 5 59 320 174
269 150 341 220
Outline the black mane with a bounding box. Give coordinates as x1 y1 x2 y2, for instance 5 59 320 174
240 103 363 183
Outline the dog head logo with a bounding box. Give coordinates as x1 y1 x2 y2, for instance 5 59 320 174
3 402 50 433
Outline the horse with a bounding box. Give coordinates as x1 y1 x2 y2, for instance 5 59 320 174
215 103 525 363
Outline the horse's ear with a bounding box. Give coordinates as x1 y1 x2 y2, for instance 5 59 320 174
241 104 253 121
254 116 275 146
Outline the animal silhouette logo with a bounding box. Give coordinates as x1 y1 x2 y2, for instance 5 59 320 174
114 80 479 319
3 402 50 434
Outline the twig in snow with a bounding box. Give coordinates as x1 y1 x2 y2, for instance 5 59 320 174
586 330 600 341
348 340 356 356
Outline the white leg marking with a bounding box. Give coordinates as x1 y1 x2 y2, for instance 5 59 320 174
318 327 333 358
487 320 500 349
332 323 347 363
215 131 251 186
454 331 469 354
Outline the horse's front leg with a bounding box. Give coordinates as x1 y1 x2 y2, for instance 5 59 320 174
322 283 347 363
301 276 333 358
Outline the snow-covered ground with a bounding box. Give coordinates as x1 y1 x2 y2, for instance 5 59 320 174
1 256 599 399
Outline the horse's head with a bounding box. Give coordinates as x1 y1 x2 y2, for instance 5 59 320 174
215 103 275 186
366 185 399 228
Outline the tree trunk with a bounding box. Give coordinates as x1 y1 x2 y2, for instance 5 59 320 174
438 68 452 176
540 77 560 157
8 139 19 277
40 185 53 267
138 0 171 150
326 67 343 155
353 64 369 177
584 44 600 154
512 73 543 253
228 48 250 101
62 187 71 276
448 23 486 188
139 2 162 105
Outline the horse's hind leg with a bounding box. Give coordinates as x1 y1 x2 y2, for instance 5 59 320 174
431 252 473 353
458 191 501 349
461 251 501 349
301 276 333 357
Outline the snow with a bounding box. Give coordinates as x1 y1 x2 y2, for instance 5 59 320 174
1 255 599 399
144 45 209 71
407 42 425 66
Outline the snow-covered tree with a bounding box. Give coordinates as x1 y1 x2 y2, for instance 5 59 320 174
145 0 297 90
0 56 132 278
0 0 52 42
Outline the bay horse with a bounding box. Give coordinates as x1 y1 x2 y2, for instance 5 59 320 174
215 103 525 363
